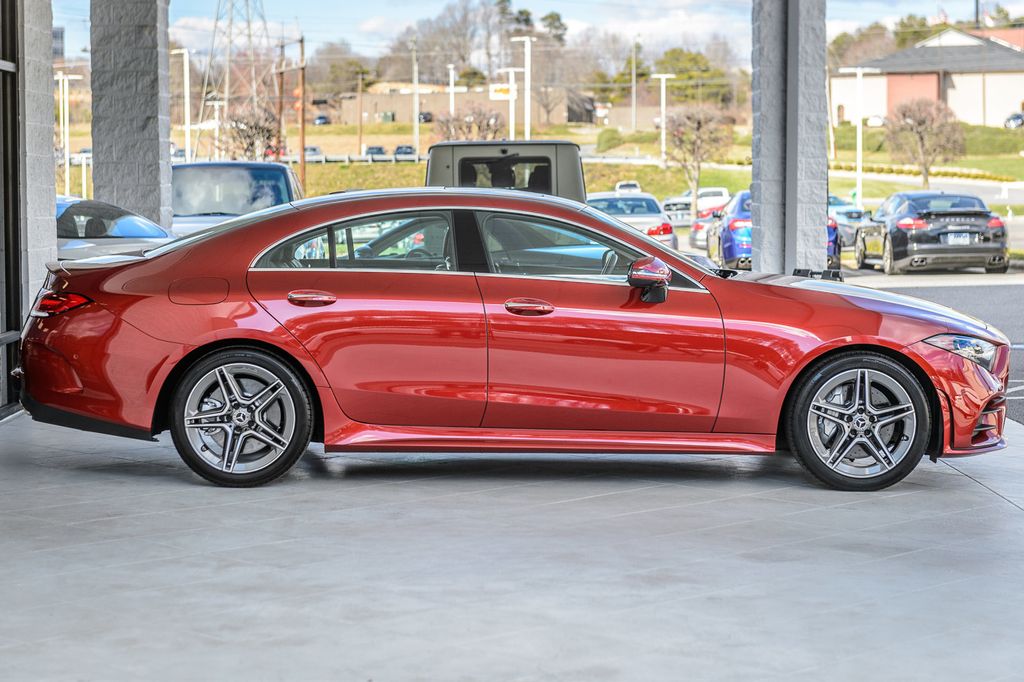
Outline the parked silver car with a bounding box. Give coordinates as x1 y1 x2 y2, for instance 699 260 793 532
56 196 172 260
585 191 678 250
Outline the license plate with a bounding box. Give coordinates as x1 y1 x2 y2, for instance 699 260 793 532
945 232 972 246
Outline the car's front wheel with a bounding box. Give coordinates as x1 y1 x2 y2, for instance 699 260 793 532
787 353 930 491
170 349 313 487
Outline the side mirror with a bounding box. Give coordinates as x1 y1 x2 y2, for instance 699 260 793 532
627 256 671 303
862 210 873 220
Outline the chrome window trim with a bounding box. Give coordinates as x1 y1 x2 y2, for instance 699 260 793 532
248 204 705 291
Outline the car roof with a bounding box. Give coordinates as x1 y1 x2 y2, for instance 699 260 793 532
428 140 579 150
586 191 659 201
290 186 589 213
172 161 291 171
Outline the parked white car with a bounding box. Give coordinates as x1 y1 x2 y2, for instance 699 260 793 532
304 145 326 163
663 187 731 226
586 191 678 250
614 180 642 193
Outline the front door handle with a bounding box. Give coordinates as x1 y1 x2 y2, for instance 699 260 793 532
504 298 555 316
287 290 336 307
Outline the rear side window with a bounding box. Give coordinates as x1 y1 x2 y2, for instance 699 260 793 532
459 157 551 194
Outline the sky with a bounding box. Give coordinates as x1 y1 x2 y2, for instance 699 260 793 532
53 0 1024 67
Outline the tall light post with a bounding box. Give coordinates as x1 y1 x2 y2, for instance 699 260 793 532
54 71 82 196
170 48 191 162
651 73 675 166
838 66 880 209
511 36 536 140
447 63 456 116
410 38 420 157
497 67 523 141
631 35 639 132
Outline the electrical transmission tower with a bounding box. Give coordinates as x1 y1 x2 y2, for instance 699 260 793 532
194 0 279 155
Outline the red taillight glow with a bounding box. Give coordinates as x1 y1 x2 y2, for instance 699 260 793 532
897 217 928 230
728 219 752 231
988 216 1005 229
31 292 91 318
647 222 673 236
827 217 838 229
697 204 726 219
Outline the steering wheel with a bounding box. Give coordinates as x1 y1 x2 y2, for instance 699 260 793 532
601 249 619 275
405 247 434 259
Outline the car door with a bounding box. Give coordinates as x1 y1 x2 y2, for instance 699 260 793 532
472 211 725 433
866 197 894 256
247 209 488 427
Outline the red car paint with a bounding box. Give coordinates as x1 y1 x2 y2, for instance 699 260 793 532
20 189 1010 458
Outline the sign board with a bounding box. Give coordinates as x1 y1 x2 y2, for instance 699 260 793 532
489 83 516 101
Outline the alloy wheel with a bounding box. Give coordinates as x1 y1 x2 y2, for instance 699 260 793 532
804 368 917 479
183 362 296 474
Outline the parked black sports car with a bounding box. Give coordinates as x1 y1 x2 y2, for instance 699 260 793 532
854 191 1009 274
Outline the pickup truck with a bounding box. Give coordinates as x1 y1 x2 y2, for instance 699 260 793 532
425 140 586 203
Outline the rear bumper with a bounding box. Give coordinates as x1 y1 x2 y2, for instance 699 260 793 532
20 384 155 441
895 242 1008 270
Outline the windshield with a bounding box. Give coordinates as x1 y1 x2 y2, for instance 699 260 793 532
57 202 167 239
146 203 297 258
586 197 661 215
581 206 715 279
908 195 987 213
172 166 291 217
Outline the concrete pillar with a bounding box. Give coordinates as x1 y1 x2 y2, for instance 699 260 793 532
17 0 58 310
751 0 827 273
90 0 172 226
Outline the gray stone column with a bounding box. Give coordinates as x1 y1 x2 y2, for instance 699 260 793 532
751 0 827 273
17 0 58 310
90 0 172 226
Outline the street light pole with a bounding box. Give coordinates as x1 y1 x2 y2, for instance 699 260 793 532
170 48 191 163
447 63 456 116
410 38 420 157
511 36 535 140
838 66 880 209
54 72 82 196
498 68 523 141
631 35 638 132
651 73 675 167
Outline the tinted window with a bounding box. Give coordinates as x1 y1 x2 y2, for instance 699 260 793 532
336 212 454 271
908 195 987 213
459 157 551 194
57 202 167 239
257 229 331 269
586 197 661 215
478 213 638 280
173 166 291 217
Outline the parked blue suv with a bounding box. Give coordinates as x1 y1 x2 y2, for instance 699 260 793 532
708 190 841 270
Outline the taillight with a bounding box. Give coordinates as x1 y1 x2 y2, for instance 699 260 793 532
647 222 673 236
896 217 928 230
728 219 752 231
988 216 1005 229
30 292 91 318
827 217 838 229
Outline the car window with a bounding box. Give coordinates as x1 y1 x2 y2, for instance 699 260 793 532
698 189 723 199
335 212 455 271
57 202 167 239
256 229 331 268
459 157 552 194
172 166 291 217
586 197 661 215
908 195 987 212
478 212 639 281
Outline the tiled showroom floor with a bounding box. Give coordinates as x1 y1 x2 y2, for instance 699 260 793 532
1 412 1024 680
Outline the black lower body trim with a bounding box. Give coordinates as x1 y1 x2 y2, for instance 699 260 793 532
20 388 156 442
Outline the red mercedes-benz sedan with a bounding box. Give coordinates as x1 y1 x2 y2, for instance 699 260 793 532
19 189 1010 490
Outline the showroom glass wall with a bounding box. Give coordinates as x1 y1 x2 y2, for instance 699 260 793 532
0 1 23 416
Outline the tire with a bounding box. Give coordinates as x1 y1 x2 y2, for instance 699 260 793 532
170 348 313 487
786 352 930 491
986 262 1010 274
882 237 900 275
854 234 871 270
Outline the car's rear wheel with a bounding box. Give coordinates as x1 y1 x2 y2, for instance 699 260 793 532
787 353 930 491
986 262 1010 274
170 349 313 487
882 237 900 275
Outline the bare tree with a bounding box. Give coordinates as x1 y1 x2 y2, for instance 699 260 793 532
533 36 565 125
435 105 506 141
665 106 731 203
885 98 964 188
227 106 278 160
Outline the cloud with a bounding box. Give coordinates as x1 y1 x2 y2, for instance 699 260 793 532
169 15 301 54
357 15 412 41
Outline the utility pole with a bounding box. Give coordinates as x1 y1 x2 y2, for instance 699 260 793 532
511 36 535 140
171 48 191 162
224 7 232 123
651 73 675 167
498 68 523 141
410 38 420 157
357 71 364 154
298 35 306 187
975 0 981 28
631 35 638 132
275 42 284 161
447 63 456 116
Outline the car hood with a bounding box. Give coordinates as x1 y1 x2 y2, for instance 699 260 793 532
57 237 172 261
734 272 1009 345
171 214 237 237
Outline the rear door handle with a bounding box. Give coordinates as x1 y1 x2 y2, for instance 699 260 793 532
287 290 336 307
504 298 555 316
